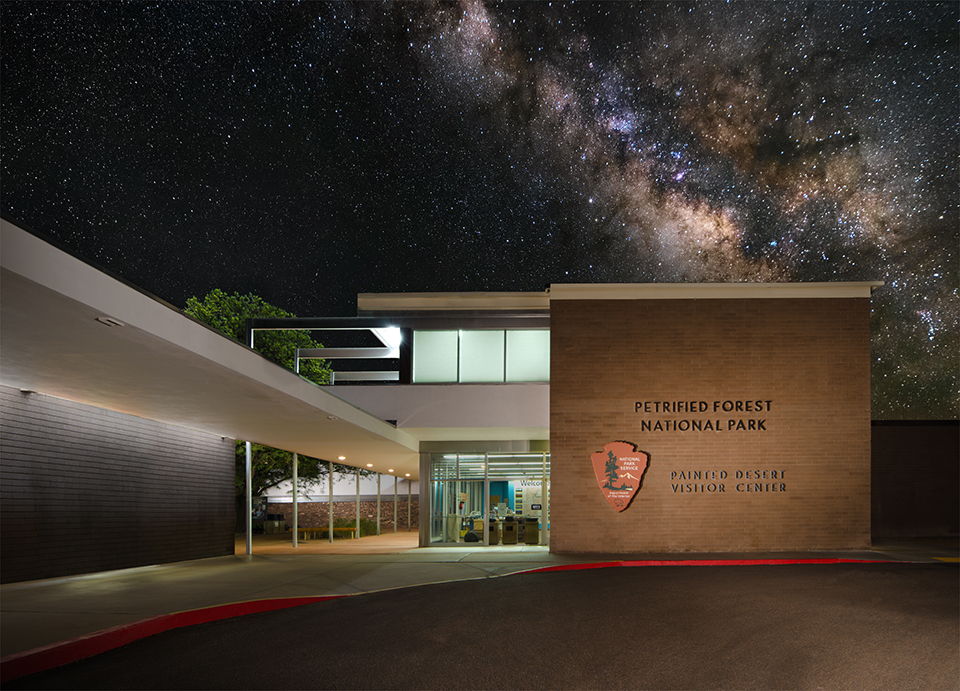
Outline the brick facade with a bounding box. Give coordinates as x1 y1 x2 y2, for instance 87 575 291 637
550 296 872 553
872 421 959 537
266 499 419 532
0 386 236 583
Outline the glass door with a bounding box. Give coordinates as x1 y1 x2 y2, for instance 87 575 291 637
428 452 549 546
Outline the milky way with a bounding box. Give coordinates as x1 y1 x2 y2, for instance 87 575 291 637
1 1 956 418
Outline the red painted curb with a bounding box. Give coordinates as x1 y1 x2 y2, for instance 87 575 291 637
0 595 347 684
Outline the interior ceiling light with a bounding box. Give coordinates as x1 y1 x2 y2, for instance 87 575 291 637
95 316 124 327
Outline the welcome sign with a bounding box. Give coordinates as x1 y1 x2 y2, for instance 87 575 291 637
591 441 650 512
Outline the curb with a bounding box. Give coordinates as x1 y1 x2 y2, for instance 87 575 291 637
0 557 915 683
0 595 348 684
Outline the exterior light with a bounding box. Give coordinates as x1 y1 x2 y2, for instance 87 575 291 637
338 456 346 460
405 473 411 477
366 463 373 468
95 316 124 327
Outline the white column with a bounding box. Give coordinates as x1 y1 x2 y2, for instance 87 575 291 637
376 473 382 536
355 468 361 539
292 452 298 547
245 442 252 555
328 460 334 543
407 479 412 532
393 476 398 533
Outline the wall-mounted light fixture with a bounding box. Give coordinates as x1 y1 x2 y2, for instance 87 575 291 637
95 316 124 327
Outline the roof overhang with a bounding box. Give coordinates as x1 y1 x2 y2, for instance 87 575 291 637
0 219 421 479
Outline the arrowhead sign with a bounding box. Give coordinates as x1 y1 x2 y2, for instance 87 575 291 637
591 441 649 512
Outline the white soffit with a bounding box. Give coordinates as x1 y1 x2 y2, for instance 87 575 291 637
549 282 884 300
0 219 420 479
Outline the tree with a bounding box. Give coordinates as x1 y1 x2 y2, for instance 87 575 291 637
184 288 331 385
184 290 370 516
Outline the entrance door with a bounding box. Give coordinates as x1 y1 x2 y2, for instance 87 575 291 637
429 478 485 544
428 453 549 546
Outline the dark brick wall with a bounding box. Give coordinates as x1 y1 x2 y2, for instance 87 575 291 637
872 421 959 537
1 386 235 583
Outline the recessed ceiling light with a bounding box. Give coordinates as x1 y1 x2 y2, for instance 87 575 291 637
96 316 124 327
405 473 410 477
366 463 373 468
327 416 338 421
388 469 394 473
338 456 346 461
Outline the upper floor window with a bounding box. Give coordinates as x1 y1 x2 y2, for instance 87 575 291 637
413 330 549 383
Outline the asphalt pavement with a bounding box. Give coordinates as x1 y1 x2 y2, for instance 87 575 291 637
5 559 958 690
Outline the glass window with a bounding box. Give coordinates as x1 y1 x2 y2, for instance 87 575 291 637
459 330 505 383
413 331 458 382
505 330 550 382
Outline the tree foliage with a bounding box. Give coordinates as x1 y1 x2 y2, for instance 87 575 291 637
184 289 368 498
237 442 366 498
184 288 331 386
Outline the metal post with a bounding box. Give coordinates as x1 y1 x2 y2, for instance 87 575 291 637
393 476 398 533
483 453 489 546
328 459 334 543
407 479 412 532
376 473 381 536
245 442 252 555
292 452 298 547
356 467 361 539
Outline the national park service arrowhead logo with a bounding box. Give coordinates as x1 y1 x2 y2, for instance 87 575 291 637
591 441 650 512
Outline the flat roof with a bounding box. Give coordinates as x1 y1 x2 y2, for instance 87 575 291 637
548 282 883 300
358 292 551 313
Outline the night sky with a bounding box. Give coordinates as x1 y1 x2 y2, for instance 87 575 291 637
1 1 956 419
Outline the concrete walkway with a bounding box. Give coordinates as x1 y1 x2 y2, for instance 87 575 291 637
1 533 956 660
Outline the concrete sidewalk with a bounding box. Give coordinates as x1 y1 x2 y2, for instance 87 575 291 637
2 533 956 659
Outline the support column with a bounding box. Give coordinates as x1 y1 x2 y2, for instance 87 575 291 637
407 479 412 532
376 473 382 536
328 460 334 543
292 452 298 548
393 476 398 533
541 452 548 546
356 467 361 539
245 442 252 556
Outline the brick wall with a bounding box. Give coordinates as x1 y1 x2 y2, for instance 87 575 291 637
0 386 235 583
550 298 872 553
872 421 959 537
266 499 419 531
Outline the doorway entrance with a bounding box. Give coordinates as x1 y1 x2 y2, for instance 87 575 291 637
428 452 550 546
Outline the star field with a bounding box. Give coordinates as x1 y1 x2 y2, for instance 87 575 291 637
1 1 956 418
